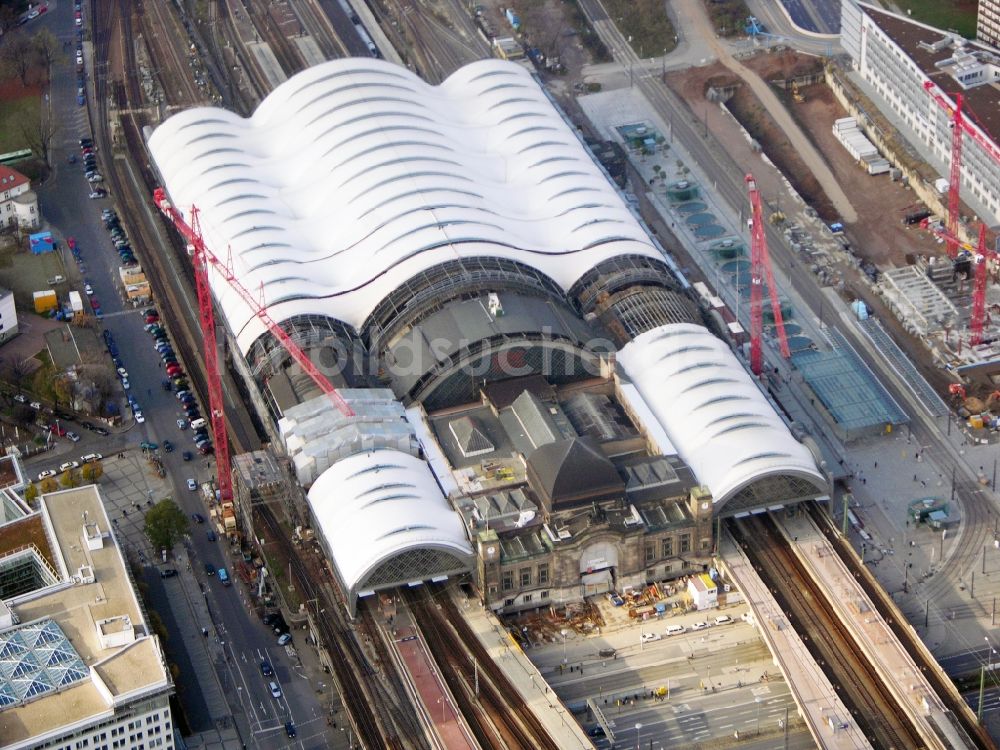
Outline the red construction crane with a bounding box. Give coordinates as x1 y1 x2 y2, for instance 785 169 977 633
152 188 355 496
970 223 989 346
745 174 791 375
922 81 1000 343
923 81 1000 256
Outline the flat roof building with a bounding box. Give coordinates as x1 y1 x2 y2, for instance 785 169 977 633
0 483 173 750
842 1 1000 226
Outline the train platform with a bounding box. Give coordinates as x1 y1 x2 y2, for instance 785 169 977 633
452 593 595 749
719 532 873 749
390 619 476 750
778 513 973 749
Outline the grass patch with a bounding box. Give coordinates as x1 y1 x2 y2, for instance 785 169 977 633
0 91 40 155
601 0 677 58
703 0 751 37
889 0 977 38
0 249 66 310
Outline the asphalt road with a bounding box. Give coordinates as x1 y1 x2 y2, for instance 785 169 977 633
27 4 331 745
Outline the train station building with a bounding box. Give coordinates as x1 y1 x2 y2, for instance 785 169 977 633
148 58 829 615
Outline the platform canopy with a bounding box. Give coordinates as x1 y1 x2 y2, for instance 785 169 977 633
307 449 473 611
148 58 662 353
617 323 828 514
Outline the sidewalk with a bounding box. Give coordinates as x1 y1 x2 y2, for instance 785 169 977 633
455 594 595 749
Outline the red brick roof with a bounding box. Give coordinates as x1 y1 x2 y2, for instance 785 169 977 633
0 165 29 192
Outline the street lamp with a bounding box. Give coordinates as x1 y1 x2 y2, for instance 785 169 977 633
755 696 762 734
561 629 568 664
635 722 642 750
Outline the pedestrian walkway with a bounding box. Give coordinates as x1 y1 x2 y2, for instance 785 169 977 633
719 532 872 749
455 594 596 749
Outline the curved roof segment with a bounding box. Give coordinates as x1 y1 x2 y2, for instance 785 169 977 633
307 450 473 597
616 324 826 510
148 58 661 353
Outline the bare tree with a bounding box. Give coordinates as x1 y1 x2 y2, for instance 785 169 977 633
33 28 62 83
0 7 19 36
6 358 33 391
17 107 57 165
1 32 36 87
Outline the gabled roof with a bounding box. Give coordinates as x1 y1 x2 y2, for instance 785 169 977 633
0 166 29 193
448 416 495 458
526 436 623 507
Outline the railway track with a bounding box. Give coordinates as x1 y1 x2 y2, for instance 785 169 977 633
254 506 410 750
405 585 563 750
139 0 205 106
246 0 306 78
730 513 924 749
807 502 994 749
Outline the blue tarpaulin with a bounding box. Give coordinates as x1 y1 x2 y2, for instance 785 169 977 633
29 231 54 254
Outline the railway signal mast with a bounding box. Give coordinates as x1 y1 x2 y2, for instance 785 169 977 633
152 188 355 503
745 173 791 376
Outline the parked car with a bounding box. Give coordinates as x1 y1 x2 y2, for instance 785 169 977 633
139 441 158 451
160 569 178 578
198 444 214 455
714 615 733 626
641 632 661 643
88 189 106 199
84 283 93 295
176 418 188 429
92 426 110 436
58 461 80 472
49 423 67 437
66 431 80 443
12 394 27 403
37 469 57 481
162 440 174 452
134 411 145 424
182 451 193 461
29 401 42 410
665 624 686 636
691 621 710 631
80 453 103 463
187 479 197 491
277 633 292 646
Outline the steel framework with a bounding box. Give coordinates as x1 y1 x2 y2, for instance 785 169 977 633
153 188 355 500
746 174 790 375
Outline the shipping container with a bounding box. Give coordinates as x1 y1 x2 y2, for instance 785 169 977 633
33 290 57 313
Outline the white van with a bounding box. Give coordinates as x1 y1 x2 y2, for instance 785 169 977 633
714 614 733 626
665 624 686 636
189 417 207 430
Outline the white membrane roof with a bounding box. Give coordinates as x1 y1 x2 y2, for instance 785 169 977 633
148 58 660 353
307 450 472 593
617 324 826 508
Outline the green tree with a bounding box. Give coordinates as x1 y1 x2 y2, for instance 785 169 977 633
39 477 57 493
81 462 103 482
144 500 189 552
24 483 37 502
59 469 78 488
